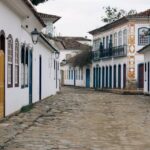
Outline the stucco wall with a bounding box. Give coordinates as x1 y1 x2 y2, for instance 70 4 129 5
0 1 59 116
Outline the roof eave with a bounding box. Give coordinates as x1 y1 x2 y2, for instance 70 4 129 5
23 0 46 27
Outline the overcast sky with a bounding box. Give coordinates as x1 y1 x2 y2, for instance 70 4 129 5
37 0 150 38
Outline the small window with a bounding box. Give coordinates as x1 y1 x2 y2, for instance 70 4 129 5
7 34 13 88
138 27 149 45
15 39 19 87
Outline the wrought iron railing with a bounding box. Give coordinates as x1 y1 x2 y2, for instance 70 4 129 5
92 45 127 61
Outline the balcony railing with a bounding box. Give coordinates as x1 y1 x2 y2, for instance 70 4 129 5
92 45 127 61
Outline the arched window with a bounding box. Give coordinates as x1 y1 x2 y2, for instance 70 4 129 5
123 29 127 45
118 31 122 46
7 34 13 87
138 27 149 45
15 39 19 87
0 30 5 51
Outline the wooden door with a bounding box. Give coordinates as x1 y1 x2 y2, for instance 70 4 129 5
39 56 42 100
109 66 112 88
29 50 33 105
118 65 121 89
0 50 4 118
123 64 126 89
86 69 90 88
138 64 144 89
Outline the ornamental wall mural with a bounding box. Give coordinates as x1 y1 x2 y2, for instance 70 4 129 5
128 23 135 79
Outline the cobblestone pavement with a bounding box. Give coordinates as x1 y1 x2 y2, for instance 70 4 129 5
0 87 150 150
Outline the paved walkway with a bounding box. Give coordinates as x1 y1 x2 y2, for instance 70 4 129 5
0 87 150 150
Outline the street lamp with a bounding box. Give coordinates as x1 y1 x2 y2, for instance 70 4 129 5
31 28 39 45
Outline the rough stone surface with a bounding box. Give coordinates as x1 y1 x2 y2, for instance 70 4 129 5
0 87 150 150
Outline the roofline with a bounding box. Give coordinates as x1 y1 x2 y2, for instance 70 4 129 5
56 36 92 41
40 33 59 53
138 44 150 53
37 12 61 23
89 17 128 35
22 0 46 27
89 9 150 35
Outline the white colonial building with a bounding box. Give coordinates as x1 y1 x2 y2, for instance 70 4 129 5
139 44 150 95
58 37 92 88
0 0 60 118
89 9 150 92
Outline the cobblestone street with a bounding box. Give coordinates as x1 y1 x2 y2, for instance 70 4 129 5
0 87 150 150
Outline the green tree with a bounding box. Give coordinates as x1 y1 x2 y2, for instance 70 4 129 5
102 6 137 23
31 0 48 5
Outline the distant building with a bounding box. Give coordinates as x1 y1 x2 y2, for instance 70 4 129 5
58 37 92 87
89 9 150 91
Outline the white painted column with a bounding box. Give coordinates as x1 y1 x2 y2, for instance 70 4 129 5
121 64 124 89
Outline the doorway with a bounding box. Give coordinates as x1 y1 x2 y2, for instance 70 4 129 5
86 68 90 88
39 56 42 100
138 63 144 89
118 64 121 89
0 31 5 118
29 50 33 105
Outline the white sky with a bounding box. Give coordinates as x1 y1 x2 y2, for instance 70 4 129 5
37 0 150 38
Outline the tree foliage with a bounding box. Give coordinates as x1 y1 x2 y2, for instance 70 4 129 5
102 6 137 23
31 0 48 5
68 50 92 68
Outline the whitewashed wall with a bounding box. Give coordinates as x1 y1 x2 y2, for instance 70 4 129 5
0 1 29 115
143 50 150 94
61 64 93 88
0 1 59 116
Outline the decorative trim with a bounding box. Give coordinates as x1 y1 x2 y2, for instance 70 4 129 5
128 23 135 79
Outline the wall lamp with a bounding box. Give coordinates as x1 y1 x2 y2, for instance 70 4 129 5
31 28 39 45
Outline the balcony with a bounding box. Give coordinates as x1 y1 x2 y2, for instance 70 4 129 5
92 45 127 61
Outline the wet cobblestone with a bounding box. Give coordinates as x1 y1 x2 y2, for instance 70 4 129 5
0 87 150 150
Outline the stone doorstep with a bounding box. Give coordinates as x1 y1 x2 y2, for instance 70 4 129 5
95 88 144 95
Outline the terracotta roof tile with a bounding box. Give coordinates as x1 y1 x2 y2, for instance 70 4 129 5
38 12 61 23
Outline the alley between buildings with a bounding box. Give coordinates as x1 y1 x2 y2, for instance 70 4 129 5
0 87 150 150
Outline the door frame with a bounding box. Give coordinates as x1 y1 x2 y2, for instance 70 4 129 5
0 30 5 117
